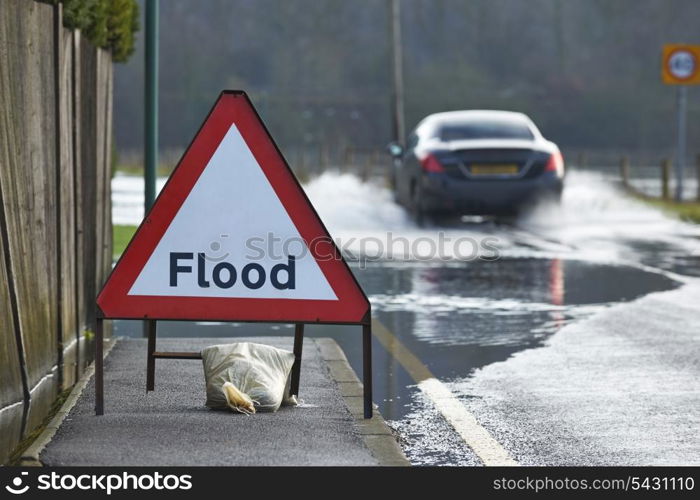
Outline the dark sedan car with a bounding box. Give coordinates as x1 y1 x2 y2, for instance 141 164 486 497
388 110 564 219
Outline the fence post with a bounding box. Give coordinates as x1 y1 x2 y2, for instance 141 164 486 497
341 146 350 174
382 149 392 188
53 1 65 392
297 150 309 183
697 154 700 202
320 144 329 173
619 156 630 190
362 152 371 182
298 149 308 182
661 158 671 200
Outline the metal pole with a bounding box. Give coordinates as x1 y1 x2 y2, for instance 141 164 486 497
619 156 630 190
661 158 671 200
696 154 700 202
143 1 159 354
144 0 159 211
362 321 373 419
675 85 687 201
95 317 104 415
388 0 405 144
290 324 304 396
146 319 157 391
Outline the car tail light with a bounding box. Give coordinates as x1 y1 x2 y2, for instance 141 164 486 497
420 153 445 173
545 152 565 177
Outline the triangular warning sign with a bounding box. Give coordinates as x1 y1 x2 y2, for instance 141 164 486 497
98 91 369 323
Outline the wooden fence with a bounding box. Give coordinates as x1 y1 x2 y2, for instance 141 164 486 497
618 155 700 201
286 145 390 184
0 0 112 464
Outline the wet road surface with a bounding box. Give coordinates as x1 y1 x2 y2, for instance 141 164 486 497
112 170 700 465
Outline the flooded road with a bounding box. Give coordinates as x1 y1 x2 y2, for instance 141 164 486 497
112 169 700 465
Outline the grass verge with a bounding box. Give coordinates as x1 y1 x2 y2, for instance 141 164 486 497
114 163 173 177
636 196 700 224
113 224 137 259
7 387 72 465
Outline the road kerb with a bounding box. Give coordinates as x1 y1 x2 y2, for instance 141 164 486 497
315 337 410 466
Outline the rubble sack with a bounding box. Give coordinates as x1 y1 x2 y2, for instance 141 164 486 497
201 342 298 414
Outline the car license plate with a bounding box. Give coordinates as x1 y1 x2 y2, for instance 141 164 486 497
470 164 519 175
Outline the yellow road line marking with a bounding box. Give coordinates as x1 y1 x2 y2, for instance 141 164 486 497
372 318 518 466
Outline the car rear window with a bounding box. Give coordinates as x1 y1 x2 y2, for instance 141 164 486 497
438 119 534 141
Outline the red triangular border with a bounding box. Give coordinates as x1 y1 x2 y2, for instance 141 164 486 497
97 91 369 324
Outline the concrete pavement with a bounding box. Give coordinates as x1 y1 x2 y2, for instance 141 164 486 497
39 337 407 466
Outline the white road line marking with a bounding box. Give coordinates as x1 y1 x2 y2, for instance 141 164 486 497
417 378 518 466
372 318 518 466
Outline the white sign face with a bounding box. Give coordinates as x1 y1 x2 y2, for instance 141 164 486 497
668 50 696 80
128 123 337 300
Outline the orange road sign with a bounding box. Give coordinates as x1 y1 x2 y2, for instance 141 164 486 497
662 45 700 84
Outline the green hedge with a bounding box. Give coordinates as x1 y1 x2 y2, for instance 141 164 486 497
41 0 139 62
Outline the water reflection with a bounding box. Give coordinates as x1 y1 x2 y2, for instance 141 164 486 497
115 258 676 425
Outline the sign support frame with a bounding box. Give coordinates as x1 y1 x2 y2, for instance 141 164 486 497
94 90 373 419
95 314 374 419
94 309 373 419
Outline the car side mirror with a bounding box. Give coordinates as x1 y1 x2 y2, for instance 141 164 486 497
387 142 404 158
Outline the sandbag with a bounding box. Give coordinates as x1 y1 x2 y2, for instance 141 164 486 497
201 342 297 414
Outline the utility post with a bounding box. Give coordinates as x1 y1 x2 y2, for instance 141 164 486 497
388 0 405 144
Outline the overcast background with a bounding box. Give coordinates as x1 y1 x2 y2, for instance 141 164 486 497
113 0 700 165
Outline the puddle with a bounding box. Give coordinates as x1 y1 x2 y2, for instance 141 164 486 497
114 258 678 417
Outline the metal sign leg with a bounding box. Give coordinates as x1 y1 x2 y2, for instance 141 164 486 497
95 317 104 415
290 323 304 396
363 322 373 419
146 319 157 391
